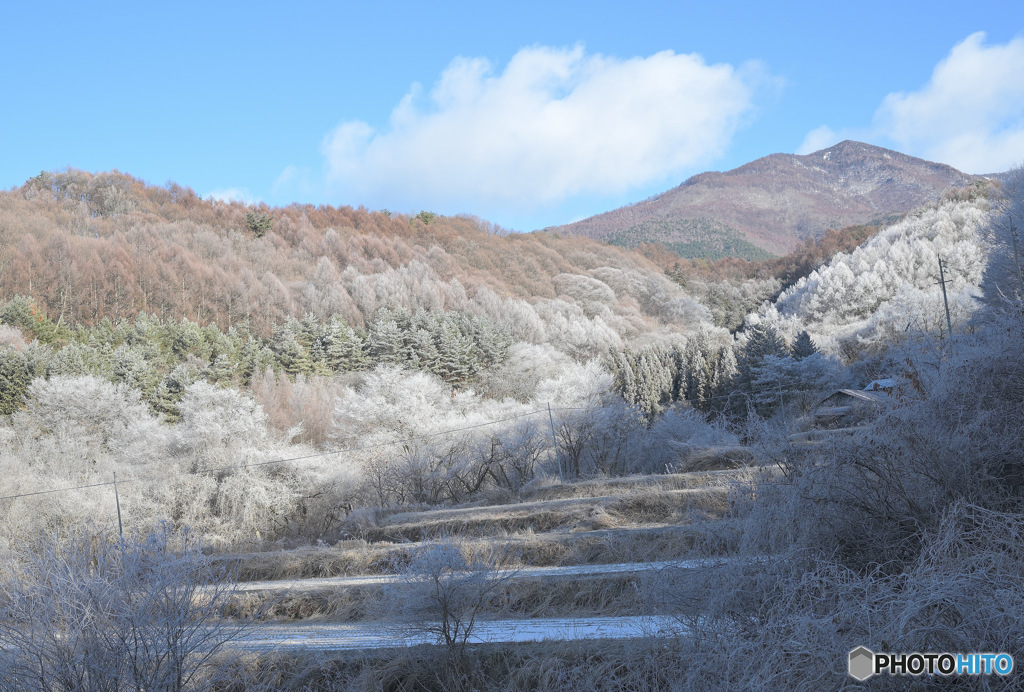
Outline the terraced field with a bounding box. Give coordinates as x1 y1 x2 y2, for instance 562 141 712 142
220 461 763 650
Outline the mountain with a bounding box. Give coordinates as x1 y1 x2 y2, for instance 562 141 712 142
549 141 982 258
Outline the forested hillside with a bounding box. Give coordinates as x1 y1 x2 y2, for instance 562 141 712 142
0 168 737 543
751 182 993 358
0 169 712 349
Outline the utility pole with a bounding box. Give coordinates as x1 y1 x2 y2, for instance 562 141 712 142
113 472 124 540
547 403 564 485
777 381 787 432
937 257 954 338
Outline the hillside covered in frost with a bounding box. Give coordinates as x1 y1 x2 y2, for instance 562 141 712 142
750 183 992 358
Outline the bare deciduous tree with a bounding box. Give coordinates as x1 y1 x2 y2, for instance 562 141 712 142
381 537 517 660
0 526 250 692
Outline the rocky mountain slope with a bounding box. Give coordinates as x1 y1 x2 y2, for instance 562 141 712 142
550 141 982 258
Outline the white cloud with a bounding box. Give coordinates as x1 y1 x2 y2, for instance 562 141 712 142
271 165 316 200
206 187 256 204
320 45 762 212
797 125 840 155
874 32 1024 172
799 33 1024 172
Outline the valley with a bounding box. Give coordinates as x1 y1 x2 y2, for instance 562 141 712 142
0 161 1021 690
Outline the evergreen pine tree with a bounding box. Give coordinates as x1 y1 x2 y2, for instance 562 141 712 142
791 330 818 360
735 324 787 387
407 328 440 373
732 324 787 416
298 313 321 354
237 338 275 386
614 350 639 407
368 316 403 365
207 354 236 385
435 322 475 383
272 330 313 375
151 363 200 422
112 344 158 398
0 347 31 415
323 317 367 372
686 348 709 403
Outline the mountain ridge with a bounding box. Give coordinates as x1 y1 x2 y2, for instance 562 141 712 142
550 141 984 257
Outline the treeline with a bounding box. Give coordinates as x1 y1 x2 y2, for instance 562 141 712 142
611 324 841 420
622 222 890 331
0 297 511 418
0 169 702 339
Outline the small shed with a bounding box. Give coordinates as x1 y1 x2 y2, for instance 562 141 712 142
813 382 893 427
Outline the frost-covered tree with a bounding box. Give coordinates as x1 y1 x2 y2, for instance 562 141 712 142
332 365 452 445
173 381 269 469
981 166 1024 307
16 375 163 464
753 191 990 359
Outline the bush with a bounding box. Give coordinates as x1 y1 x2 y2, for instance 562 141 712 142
669 503 1024 691
0 526 249 691
0 347 31 415
380 537 516 660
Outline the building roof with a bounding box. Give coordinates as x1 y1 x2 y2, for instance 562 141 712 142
827 389 889 403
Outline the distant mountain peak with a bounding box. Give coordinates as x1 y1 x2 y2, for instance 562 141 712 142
553 141 980 258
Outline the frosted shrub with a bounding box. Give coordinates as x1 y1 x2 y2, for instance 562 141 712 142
0 527 248 691
734 316 1024 571
15 375 165 468
213 468 299 544
174 381 269 468
638 407 739 474
332 365 451 445
250 369 340 447
534 359 615 409
672 503 1024 691
477 342 574 402
580 401 646 477
0 325 26 351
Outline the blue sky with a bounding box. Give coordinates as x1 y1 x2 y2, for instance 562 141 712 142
2 1 1023 230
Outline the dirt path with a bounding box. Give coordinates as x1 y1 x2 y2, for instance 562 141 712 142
233 557 732 593
228 615 691 652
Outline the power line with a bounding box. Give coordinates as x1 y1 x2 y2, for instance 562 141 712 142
191 407 551 476
0 480 121 503
0 390 819 505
